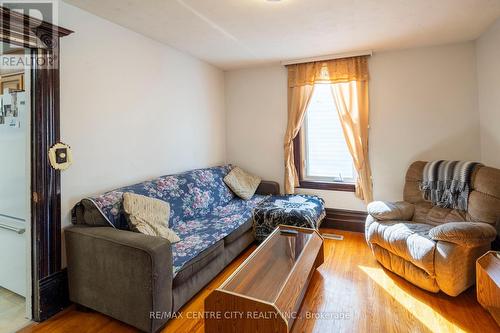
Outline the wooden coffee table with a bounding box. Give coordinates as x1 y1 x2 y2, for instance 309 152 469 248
205 225 324 333
477 251 500 327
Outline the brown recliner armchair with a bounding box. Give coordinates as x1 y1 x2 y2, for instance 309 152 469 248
365 161 500 296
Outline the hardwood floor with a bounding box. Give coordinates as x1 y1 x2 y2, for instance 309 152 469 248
19 229 499 333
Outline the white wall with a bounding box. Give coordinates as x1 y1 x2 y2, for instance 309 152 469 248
370 43 480 202
225 65 287 194
477 18 500 168
225 42 480 210
59 3 226 257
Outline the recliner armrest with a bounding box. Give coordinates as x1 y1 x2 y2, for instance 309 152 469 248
429 222 497 247
367 201 415 221
256 180 280 195
65 226 173 332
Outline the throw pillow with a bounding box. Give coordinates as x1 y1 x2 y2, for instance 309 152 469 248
123 192 180 243
224 166 261 200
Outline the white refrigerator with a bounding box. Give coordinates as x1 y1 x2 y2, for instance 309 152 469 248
0 90 28 297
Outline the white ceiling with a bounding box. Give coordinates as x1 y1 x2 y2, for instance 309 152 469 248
63 0 500 70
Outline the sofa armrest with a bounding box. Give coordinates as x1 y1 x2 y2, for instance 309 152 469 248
65 226 173 332
256 180 280 195
429 222 497 247
367 201 415 221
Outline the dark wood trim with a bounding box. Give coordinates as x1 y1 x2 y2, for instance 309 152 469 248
31 46 63 297
38 269 69 321
297 181 355 192
321 208 367 233
0 6 72 37
293 133 355 192
0 6 72 48
31 41 69 323
0 5 73 323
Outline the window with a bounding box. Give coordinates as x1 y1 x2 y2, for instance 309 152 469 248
294 84 356 191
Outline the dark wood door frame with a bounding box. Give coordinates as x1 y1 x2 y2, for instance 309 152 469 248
1 7 73 321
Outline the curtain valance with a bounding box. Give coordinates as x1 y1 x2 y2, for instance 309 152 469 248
287 56 369 88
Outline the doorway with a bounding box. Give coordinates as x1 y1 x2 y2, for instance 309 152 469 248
0 45 32 332
0 5 73 324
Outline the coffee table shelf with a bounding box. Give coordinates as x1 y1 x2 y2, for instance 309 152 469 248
205 225 324 333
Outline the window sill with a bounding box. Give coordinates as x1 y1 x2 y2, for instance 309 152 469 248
297 181 355 192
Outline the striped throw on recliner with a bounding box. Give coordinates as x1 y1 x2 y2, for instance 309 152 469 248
365 161 500 296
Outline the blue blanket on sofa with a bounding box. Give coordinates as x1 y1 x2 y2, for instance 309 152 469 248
85 165 267 274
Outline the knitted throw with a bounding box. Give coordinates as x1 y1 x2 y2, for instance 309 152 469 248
420 160 481 211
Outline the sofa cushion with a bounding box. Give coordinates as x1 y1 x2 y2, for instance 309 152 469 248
367 201 414 221
173 240 224 287
366 220 436 275
403 161 426 204
467 190 500 226
427 206 467 225
77 199 111 227
123 193 180 243
429 222 497 247
172 251 226 313
171 195 268 274
224 229 255 265
223 217 253 244
412 202 468 225
224 166 261 200
180 167 236 219
412 201 433 224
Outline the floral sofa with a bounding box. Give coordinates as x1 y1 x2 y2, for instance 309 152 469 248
66 165 279 332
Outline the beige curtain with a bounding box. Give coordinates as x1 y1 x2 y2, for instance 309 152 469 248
331 81 373 203
284 56 373 201
284 83 315 194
